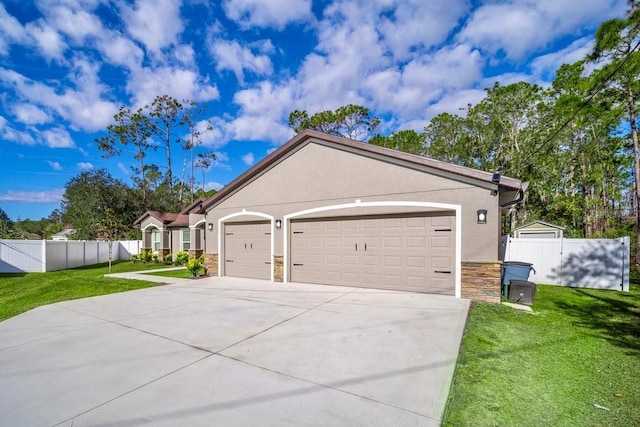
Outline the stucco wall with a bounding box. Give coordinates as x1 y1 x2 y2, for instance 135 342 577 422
204 141 501 262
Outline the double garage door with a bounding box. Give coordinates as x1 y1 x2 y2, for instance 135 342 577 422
223 214 455 295
290 213 455 295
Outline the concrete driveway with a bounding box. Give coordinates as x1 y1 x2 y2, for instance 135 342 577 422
0 274 470 426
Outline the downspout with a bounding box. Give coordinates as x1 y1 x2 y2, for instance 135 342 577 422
500 182 529 209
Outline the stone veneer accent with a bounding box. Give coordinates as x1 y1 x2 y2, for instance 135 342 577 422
461 261 502 303
188 249 203 259
273 255 284 282
157 249 170 259
203 253 218 277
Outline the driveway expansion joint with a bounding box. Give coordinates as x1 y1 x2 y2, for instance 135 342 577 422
215 289 358 354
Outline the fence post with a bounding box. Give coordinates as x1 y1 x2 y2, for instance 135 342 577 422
41 239 47 272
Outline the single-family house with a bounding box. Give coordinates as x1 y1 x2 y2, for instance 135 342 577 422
134 197 207 261
136 130 526 302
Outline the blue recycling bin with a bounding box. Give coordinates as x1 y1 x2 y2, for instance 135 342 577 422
502 261 534 297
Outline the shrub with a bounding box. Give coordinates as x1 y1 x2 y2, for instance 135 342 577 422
175 250 189 266
152 254 159 263
139 251 153 263
130 254 140 263
185 255 204 277
164 253 173 264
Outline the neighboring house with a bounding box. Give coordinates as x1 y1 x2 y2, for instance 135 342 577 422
134 197 207 260
51 229 76 241
136 130 526 302
512 220 564 239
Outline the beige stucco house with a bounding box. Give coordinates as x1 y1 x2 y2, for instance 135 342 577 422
136 130 526 302
134 197 207 261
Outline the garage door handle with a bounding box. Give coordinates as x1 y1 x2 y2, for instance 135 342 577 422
226 260 234 263
355 243 357 251
244 243 246 249
264 261 271 265
435 228 452 232
364 243 367 251
293 263 304 266
435 270 451 274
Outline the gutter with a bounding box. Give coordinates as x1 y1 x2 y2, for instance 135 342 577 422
500 181 529 209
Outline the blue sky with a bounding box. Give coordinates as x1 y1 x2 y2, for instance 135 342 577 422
0 0 627 221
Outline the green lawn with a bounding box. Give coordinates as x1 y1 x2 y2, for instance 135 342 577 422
145 268 194 279
0 261 170 321
443 283 640 426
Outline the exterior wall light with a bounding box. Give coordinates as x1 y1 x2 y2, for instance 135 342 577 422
477 209 487 224
275 219 282 230
207 223 213 231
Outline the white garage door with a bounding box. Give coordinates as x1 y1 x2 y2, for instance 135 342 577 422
224 221 271 280
290 214 455 294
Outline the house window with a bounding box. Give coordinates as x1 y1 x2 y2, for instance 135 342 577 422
152 229 161 251
182 229 191 250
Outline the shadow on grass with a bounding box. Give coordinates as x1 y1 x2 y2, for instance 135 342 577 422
0 272 28 278
552 285 640 356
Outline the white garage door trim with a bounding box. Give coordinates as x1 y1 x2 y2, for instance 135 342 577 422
283 201 462 298
218 210 275 281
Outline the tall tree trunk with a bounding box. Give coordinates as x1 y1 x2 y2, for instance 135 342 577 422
628 86 640 267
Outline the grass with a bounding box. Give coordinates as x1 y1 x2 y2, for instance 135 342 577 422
443 283 640 426
145 267 193 279
0 261 171 321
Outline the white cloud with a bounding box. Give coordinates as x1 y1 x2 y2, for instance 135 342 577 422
42 2 104 44
378 0 468 60
123 0 183 55
210 39 273 85
530 37 594 83
12 103 52 125
0 4 28 55
205 181 224 191
459 0 626 60
241 152 255 165
223 0 313 30
77 162 93 170
46 160 63 170
117 163 129 175
41 127 75 148
0 116 36 144
126 66 220 107
0 61 119 132
25 20 67 62
0 188 65 203
97 33 144 69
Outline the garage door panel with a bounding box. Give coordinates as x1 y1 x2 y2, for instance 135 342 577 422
430 235 452 248
406 256 426 268
290 214 455 294
431 256 452 269
431 216 453 227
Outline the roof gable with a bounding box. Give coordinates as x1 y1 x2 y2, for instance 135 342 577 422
201 130 524 212
513 220 565 231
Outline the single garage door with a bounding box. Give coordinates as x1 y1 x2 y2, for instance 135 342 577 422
224 221 271 280
290 213 455 294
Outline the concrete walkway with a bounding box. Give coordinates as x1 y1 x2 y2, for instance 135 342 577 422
0 274 470 426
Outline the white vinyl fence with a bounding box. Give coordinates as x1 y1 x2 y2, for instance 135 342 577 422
501 236 629 292
0 240 142 273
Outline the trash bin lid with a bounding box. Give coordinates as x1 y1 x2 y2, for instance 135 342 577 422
503 261 533 267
